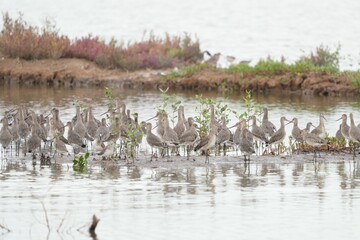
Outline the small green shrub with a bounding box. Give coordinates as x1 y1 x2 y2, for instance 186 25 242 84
348 71 360 90
0 13 70 59
73 152 90 173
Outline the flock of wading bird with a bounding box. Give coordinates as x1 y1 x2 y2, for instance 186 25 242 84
0 100 359 164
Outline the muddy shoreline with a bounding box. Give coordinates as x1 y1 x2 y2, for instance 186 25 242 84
5 151 357 171
0 58 357 96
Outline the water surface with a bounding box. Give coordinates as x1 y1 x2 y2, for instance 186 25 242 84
1 160 360 239
1 87 360 239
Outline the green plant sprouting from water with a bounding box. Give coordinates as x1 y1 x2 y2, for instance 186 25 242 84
194 94 237 138
194 95 215 138
236 90 261 124
105 87 115 112
73 152 90 173
123 115 144 160
72 98 88 109
157 87 182 126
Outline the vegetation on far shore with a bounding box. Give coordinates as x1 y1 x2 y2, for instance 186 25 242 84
0 13 202 71
1 13 360 89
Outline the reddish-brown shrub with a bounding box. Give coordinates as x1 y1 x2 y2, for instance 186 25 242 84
0 13 70 60
0 13 203 70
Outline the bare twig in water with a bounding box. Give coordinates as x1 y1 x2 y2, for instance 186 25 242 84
40 200 51 232
0 223 11 232
33 196 51 232
76 224 87 232
57 211 68 233
89 215 100 235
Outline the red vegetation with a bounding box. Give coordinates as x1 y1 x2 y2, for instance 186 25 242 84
0 13 203 71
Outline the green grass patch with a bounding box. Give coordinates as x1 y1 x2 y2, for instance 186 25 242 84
348 71 360 90
226 58 340 76
163 63 208 82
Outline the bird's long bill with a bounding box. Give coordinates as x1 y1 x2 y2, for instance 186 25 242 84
285 120 293 126
145 115 157 122
43 112 52 118
152 124 158 130
228 123 238 129
322 115 327 121
7 108 16 113
257 111 264 117
100 110 110 116
58 125 66 131
336 116 342 121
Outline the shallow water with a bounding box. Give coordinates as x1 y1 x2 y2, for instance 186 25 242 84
1 159 360 239
1 86 360 137
1 0 360 69
1 87 360 239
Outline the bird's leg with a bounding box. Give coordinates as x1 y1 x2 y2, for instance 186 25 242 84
23 139 27 157
223 143 226 156
150 147 153 162
353 143 357 160
49 141 53 155
205 150 209 164
255 141 259 156
313 149 317 162
186 145 190 161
